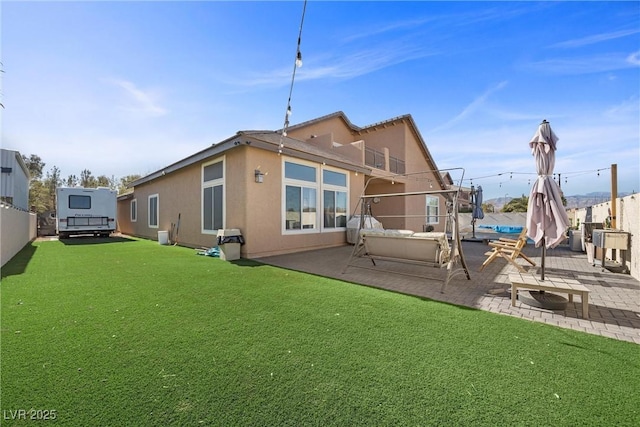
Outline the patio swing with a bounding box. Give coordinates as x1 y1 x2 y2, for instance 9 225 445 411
342 169 471 292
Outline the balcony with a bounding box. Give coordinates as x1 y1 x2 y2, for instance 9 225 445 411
365 147 405 174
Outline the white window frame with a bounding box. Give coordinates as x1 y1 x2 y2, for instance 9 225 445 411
131 198 137 222
201 157 225 234
281 158 350 234
282 158 318 234
426 195 439 225
321 167 349 232
148 194 159 229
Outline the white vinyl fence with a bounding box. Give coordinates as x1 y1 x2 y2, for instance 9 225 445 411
1 205 37 268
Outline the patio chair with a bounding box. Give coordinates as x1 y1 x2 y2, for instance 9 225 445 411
479 227 536 272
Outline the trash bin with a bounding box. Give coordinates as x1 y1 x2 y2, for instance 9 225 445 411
158 230 169 245
568 229 582 252
216 229 244 261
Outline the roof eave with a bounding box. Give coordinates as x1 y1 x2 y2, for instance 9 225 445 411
128 134 241 188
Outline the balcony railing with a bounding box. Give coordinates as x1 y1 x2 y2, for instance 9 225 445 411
389 156 405 174
365 147 405 174
365 147 385 169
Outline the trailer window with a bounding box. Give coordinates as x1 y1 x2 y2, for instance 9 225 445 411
69 195 91 209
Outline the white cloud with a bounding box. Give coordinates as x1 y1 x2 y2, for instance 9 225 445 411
108 79 168 117
627 50 640 66
550 29 640 49
224 43 436 88
524 53 638 75
604 96 640 119
429 81 509 133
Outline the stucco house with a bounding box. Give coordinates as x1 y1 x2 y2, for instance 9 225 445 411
117 111 449 258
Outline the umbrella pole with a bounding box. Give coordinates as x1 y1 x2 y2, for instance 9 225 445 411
541 238 546 281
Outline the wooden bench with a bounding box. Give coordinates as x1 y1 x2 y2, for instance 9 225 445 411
508 273 590 319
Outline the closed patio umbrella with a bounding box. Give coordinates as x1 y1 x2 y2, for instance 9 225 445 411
471 185 484 239
526 120 571 280
473 185 484 220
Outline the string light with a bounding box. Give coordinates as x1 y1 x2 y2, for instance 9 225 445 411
464 167 611 185
278 0 308 155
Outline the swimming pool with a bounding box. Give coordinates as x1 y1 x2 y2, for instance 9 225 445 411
478 225 524 234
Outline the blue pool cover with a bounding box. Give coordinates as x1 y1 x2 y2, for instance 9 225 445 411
478 225 524 234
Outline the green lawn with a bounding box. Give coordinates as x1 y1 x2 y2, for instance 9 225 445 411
1 237 639 426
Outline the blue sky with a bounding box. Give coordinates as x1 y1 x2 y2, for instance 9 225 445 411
2 1 638 200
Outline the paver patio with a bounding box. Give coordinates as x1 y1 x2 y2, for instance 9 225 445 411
258 239 640 344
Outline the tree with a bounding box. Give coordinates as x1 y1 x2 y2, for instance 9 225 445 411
65 174 78 187
119 174 141 194
501 195 529 213
96 175 111 188
21 154 45 181
43 166 62 211
80 169 96 188
95 174 120 190
28 180 49 214
482 202 495 213
21 152 140 211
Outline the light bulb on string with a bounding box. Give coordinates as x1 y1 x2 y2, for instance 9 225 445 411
277 0 307 154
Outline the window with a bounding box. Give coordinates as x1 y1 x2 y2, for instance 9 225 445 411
131 199 137 222
148 194 159 228
284 161 317 231
283 160 348 232
426 196 439 225
69 195 91 209
322 170 347 229
202 160 224 233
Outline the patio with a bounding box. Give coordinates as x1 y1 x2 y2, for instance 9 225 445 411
259 239 640 344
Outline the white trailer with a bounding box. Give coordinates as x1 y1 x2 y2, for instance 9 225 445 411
56 187 117 238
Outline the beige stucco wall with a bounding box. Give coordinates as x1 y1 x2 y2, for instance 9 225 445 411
288 116 355 145
122 160 203 247
354 123 445 233
116 195 134 235
1 207 37 267
119 145 367 258
119 114 445 259
240 148 366 258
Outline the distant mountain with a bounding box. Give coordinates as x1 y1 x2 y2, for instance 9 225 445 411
563 192 629 209
484 192 630 210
